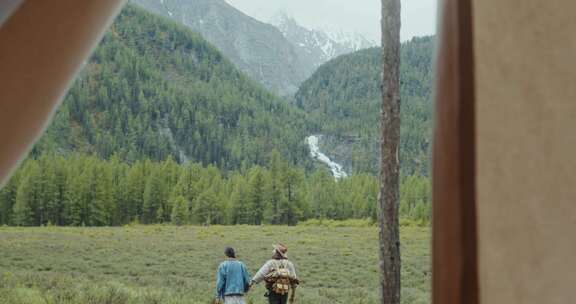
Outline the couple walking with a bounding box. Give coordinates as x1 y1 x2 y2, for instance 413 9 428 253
215 244 299 304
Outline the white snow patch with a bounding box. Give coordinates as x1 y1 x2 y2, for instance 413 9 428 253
323 28 377 50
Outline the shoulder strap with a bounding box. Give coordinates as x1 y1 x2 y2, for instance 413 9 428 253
269 259 282 270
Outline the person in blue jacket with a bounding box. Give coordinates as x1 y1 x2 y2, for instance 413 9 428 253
215 247 252 304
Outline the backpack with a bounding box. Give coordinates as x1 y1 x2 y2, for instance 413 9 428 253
265 260 292 295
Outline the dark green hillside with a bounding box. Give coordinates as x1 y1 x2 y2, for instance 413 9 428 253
295 36 434 175
32 5 311 169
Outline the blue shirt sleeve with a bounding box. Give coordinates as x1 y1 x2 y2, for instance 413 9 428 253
216 262 226 298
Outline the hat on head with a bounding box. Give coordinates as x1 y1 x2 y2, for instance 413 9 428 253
272 243 288 259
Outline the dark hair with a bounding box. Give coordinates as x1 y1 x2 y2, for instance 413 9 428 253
224 247 236 258
272 251 285 260
272 249 288 260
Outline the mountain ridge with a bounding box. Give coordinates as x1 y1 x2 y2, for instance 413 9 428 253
269 11 375 68
132 0 314 96
132 0 378 97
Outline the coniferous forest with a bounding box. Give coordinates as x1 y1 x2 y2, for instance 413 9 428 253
0 5 432 227
31 6 312 169
296 37 434 176
0 152 431 227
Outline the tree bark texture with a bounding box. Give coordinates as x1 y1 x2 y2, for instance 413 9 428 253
379 0 401 303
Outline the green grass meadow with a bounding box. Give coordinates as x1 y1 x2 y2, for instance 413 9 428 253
0 225 430 304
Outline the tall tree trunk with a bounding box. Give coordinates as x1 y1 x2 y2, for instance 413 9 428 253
379 0 401 303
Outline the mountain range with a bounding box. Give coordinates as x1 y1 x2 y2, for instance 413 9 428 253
131 0 374 96
29 1 433 177
0 1 435 231
270 12 375 70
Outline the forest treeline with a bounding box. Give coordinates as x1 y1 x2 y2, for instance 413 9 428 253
0 153 430 227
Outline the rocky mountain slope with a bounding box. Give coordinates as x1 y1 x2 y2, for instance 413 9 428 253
132 0 313 96
270 12 375 68
132 0 376 97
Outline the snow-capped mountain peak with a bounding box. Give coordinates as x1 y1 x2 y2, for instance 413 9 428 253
269 11 376 67
325 28 376 51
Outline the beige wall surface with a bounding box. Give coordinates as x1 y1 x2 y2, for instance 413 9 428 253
474 1 576 303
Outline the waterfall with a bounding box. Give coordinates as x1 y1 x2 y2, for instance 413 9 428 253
306 135 348 179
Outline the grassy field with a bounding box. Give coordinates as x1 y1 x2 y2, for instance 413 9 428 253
0 225 430 304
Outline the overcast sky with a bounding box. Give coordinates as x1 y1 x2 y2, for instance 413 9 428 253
226 0 437 43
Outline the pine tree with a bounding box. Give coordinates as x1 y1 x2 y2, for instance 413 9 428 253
125 161 147 223
12 176 34 226
229 176 251 225
156 204 166 224
379 0 402 302
247 167 265 225
193 189 220 225
281 167 305 225
307 169 335 219
110 155 129 225
40 156 64 225
143 167 164 224
63 174 83 226
90 164 113 226
170 195 188 226
0 171 20 225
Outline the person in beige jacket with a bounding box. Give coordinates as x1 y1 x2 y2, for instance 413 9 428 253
250 244 299 304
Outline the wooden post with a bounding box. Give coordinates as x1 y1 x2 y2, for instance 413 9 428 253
379 0 401 303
